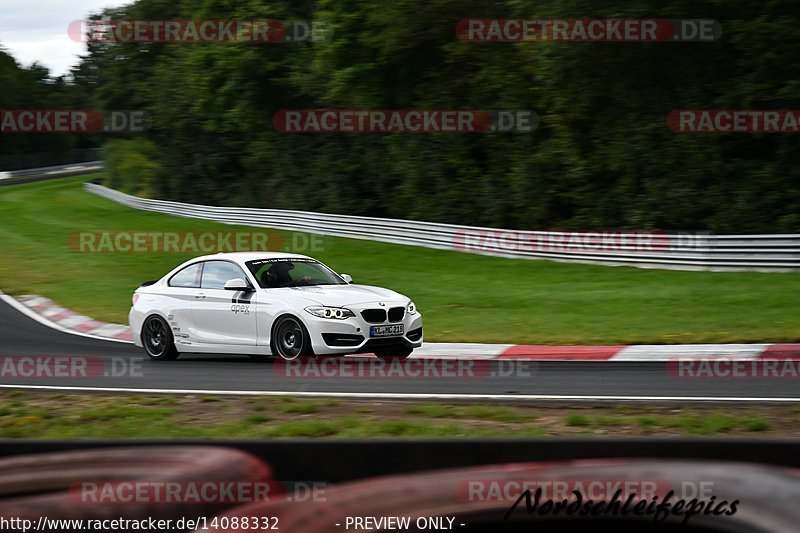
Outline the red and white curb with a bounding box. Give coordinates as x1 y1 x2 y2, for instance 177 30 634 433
4 293 798 361
1 293 133 343
422 343 800 361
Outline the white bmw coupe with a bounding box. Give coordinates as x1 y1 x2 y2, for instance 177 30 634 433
129 252 423 361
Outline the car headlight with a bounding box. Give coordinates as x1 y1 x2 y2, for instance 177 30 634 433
407 301 417 315
304 306 355 320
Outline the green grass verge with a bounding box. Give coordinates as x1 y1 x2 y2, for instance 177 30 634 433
0 392 794 439
1 176 799 344
563 411 773 435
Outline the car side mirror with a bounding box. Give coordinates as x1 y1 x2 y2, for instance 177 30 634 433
341 274 353 284
224 278 252 291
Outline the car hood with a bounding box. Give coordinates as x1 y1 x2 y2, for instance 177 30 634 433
266 284 408 307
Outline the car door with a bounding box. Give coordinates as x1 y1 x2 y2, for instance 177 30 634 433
161 261 204 346
191 260 258 346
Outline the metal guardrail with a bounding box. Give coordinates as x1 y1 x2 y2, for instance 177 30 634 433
0 148 101 172
0 161 104 186
85 182 800 271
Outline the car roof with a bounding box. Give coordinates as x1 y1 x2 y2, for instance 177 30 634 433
191 251 314 263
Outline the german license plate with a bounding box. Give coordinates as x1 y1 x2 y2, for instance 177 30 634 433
370 324 404 337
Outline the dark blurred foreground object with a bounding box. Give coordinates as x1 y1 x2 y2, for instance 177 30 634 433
203 459 800 533
0 446 272 521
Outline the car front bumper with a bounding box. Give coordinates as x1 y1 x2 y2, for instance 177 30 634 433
303 310 423 355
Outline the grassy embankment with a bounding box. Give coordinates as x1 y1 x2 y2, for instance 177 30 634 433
0 391 790 439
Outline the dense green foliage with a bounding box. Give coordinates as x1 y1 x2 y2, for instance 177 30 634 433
0 48 95 165
103 138 160 196
7 1 800 231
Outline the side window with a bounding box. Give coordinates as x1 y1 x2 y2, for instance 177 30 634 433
201 261 247 290
168 263 202 288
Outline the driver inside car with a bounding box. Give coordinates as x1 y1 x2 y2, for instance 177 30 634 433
262 262 312 287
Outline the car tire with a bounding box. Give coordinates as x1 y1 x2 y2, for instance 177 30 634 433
141 315 179 361
271 316 313 361
374 347 413 360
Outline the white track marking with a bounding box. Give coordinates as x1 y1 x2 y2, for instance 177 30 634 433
415 343 510 357
613 344 770 361
0 384 797 402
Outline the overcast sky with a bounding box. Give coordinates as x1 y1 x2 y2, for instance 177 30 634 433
1 0 131 76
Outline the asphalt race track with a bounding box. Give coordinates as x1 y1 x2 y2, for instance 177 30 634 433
1 299 798 402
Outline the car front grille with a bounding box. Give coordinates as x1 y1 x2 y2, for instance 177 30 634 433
361 309 387 323
387 307 405 322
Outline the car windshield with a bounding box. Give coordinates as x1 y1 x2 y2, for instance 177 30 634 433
246 258 346 288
